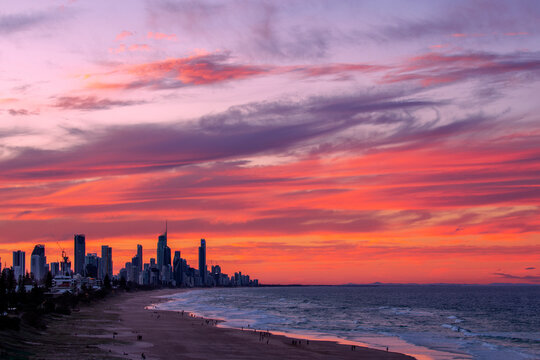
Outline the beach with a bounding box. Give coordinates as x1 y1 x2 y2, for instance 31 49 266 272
2 288 416 360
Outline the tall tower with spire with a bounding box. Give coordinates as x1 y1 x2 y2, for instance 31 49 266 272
156 221 168 273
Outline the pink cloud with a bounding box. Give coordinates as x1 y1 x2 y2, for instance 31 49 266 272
115 30 133 41
505 32 528 36
109 44 126 53
147 31 177 41
109 44 151 54
382 51 540 87
129 44 151 52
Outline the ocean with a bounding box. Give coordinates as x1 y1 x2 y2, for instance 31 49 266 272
154 285 540 360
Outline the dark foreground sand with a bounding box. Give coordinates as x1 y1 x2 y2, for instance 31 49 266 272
2 289 416 360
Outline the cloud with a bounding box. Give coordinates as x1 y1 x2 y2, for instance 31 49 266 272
0 12 50 34
505 32 528 36
53 96 145 111
147 1 332 60
89 51 388 90
109 44 151 54
115 30 133 41
525 267 536 270
8 108 38 116
0 98 18 104
89 51 269 90
493 272 540 283
383 51 540 87
2 90 435 180
290 63 387 80
147 31 177 41
373 1 540 42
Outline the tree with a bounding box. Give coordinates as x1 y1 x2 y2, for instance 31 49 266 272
6 269 15 294
0 271 7 312
119 276 127 289
45 271 53 290
103 274 111 290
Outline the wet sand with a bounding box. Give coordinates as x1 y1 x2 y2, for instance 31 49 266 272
4 288 416 359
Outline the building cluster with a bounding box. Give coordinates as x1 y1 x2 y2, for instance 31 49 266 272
1 225 258 293
118 228 258 287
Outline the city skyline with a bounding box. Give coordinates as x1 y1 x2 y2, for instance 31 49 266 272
1 223 258 289
0 1 539 285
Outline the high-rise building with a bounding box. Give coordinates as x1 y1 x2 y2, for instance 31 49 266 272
84 253 100 278
164 246 171 266
173 251 183 285
198 239 207 284
101 245 112 279
161 246 172 282
30 244 47 281
157 230 167 272
12 250 25 280
50 262 60 277
136 244 143 272
74 234 86 275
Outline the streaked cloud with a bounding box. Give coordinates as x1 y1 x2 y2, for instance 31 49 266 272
53 96 146 111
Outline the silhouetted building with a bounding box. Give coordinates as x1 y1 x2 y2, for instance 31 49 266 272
137 244 143 272
74 234 86 275
157 230 167 273
173 251 183 285
31 245 47 282
199 239 207 284
85 253 100 278
101 245 112 279
50 262 60 277
12 250 25 280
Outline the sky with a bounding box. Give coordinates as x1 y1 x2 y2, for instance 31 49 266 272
0 0 539 284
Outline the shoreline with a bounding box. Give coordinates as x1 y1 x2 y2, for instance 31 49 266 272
120 288 416 359
150 290 390 351
3 288 417 359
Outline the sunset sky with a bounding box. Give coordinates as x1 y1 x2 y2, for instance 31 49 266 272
1 0 539 284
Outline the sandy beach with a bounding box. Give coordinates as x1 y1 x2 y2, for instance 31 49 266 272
3 289 416 360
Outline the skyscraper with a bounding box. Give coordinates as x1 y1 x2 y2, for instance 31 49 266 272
84 253 100 278
13 250 25 280
199 239 207 284
161 245 171 282
30 244 47 281
50 262 60 277
74 234 86 275
101 245 112 279
173 251 183 285
157 223 167 272
136 244 143 272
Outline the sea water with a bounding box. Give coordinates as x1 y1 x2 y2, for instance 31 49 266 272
155 285 540 360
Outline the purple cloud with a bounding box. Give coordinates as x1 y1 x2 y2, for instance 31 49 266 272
0 90 436 180
493 272 540 283
53 96 146 111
